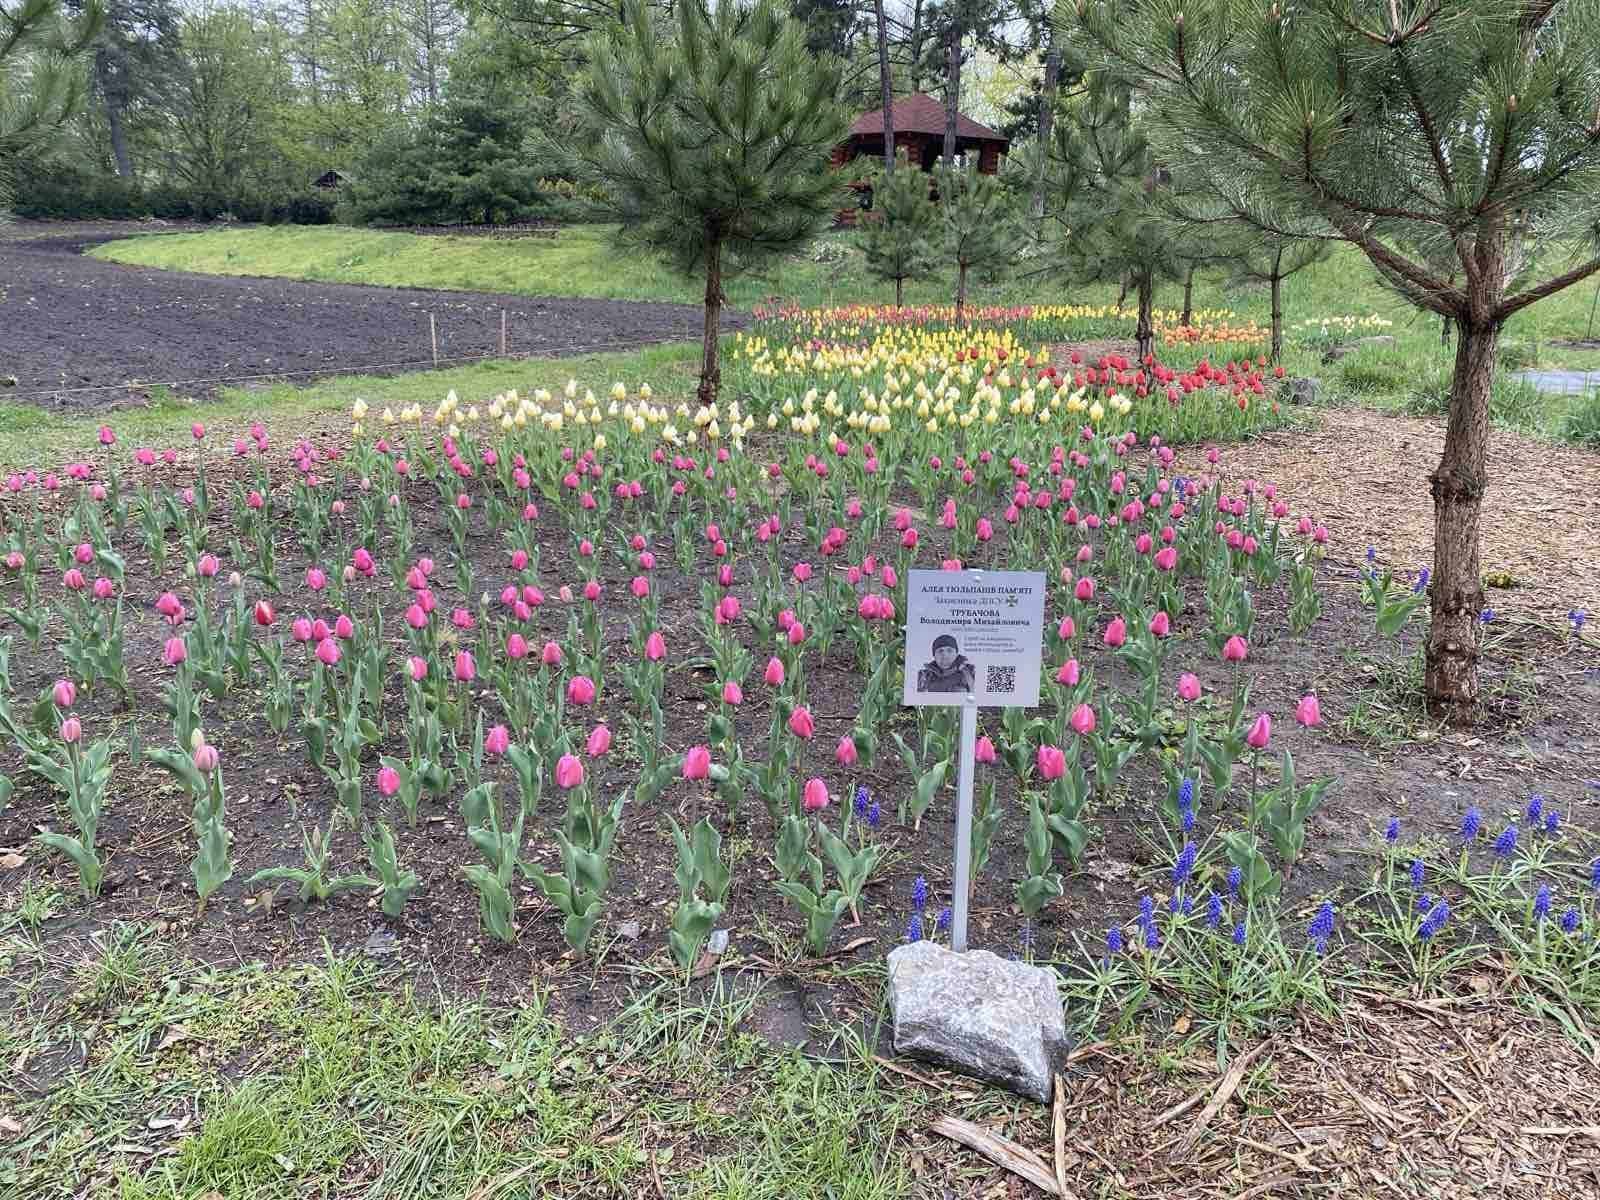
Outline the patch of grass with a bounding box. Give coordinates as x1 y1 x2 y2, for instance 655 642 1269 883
0 344 701 471
73 922 166 1010
1556 389 1600 449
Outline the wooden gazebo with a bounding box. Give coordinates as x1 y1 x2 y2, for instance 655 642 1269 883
833 93 1010 176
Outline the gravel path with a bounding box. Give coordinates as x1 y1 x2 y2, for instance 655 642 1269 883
0 223 722 410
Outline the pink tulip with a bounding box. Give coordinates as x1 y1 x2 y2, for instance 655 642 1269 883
787 706 815 739
192 743 220 773
306 568 327 592
1154 546 1178 571
1177 673 1201 702
453 650 476 681
793 562 812 583
764 657 786 686
555 754 585 790
1149 611 1171 638
587 725 613 757
74 543 93 564
52 679 76 708
723 681 744 705
1057 658 1081 687
1057 616 1075 640
1246 713 1272 750
163 636 187 666
353 547 374 575
631 576 650 599
787 622 806 646
567 675 596 705
584 580 602 602
485 724 511 756
405 604 427 629
63 569 86 591
1075 577 1095 602
1069 703 1096 735
1103 617 1127 648
254 600 275 627
311 619 331 642
506 633 529 660
645 632 666 661
541 641 562 667
974 735 996 764
407 656 427 682
1036 745 1066 780
1222 635 1249 663
682 745 712 780
316 638 341 666
803 777 830 812
60 716 83 744
836 736 858 766
1295 694 1322 727
334 614 355 640
377 766 401 797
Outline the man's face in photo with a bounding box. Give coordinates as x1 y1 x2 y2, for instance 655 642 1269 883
934 644 958 670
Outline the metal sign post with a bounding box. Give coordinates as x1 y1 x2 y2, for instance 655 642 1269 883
903 568 1046 954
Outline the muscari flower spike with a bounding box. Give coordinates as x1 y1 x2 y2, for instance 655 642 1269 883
1206 892 1223 928
1560 907 1580 935
1412 567 1429 595
1138 894 1155 929
1172 841 1198 886
853 785 869 820
906 912 923 943
935 906 951 934
1181 806 1196 834
1418 899 1451 941
867 800 881 828
1144 922 1161 951
1415 892 1433 913
1309 900 1336 955
1226 865 1242 898
1461 807 1482 841
1178 777 1194 810
1532 885 1551 922
1232 920 1247 947
1480 608 1496 623
1385 817 1400 843
911 875 927 912
1494 826 1517 858
1410 858 1425 889
1525 794 1544 825
1106 927 1124 955
1544 809 1559 835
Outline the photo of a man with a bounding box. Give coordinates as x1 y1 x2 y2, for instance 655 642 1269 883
916 633 976 695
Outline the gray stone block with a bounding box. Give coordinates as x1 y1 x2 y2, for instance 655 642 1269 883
886 940 1069 1103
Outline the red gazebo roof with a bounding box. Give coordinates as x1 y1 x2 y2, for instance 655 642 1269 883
848 93 1008 145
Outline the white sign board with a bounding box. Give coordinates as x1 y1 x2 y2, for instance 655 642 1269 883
902 569 1047 708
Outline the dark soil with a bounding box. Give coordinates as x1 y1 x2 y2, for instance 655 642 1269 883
0 223 724 411
1 430 1596 1055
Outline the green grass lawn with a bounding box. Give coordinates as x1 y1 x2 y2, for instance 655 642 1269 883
77 222 1600 449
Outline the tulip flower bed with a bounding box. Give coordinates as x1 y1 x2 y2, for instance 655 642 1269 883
0 376 1594 1033
729 306 1286 447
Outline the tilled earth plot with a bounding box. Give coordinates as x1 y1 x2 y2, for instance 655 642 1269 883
0 228 721 410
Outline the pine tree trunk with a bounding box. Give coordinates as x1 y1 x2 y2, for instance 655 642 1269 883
956 261 967 321
1269 254 1283 364
909 0 925 92
1425 320 1496 721
874 0 894 174
943 17 961 167
895 275 904 309
1117 274 1129 307
96 47 134 179
1180 264 1194 327
698 233 723 408
1441 315 1453 346
1135 275 1154 361
1030 41 1060 224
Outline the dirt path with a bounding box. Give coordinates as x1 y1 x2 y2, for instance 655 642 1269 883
0 223 723 409
1204 406 1600 624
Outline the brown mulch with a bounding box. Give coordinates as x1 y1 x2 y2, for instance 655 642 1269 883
920 995 1600 1199
1204 407 1600 625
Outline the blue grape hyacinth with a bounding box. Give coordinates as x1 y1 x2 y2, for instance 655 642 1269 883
911 876 927 912
1532 885 1551 923
1227 865 1242 898
1418 899 1451 941
1544 809 1559 835
1409 859 1425 889
1206 892 1223 929
906 912 923 943
1525 794 1544 825
1232 920 1247 947
1385 817 1400 843
1461 807 1482 842
1106 927 1124 955
853 785 869 821
1172 841 1198 886
1308 900 1336 955
1138 894 1155 930
866 801 881 828
1560 907 1580 935
935 906 952 935
1494 826 1517 858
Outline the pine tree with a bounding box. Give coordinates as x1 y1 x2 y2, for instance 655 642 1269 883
1 0 104 214
576 0 848 407
936 160 1021 319
861 149 939 307
1043 79 1189 359
1068 0 1600 720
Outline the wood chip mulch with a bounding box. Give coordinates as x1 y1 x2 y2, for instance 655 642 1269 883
921 995 1600 1199
1192 407 1600 624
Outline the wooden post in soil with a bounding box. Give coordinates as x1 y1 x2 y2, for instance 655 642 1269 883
430 313 438 366
500 308 507 357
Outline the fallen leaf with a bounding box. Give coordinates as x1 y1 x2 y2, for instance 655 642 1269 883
0 850 25 869
0 1115 23 1139
1173 1015 1191 1035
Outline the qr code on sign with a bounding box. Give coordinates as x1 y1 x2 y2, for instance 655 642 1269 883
985 665 1017 694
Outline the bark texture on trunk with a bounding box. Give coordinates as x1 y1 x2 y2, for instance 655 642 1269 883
1180 264 1194 327
874 0 894 174
1424 320 1497 721
955 262 968 320
1030 42 1060 224
1269 252 1283 364
1134 275 1154 361
698 233 723 408
895 275 904 309
96 47 134 179
943 18 961 167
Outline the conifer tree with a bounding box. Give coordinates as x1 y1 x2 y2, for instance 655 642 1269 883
936 160 1021 319
1 0 104 214
576 0 848 407
1068 0 1600 718
861 149 940 308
